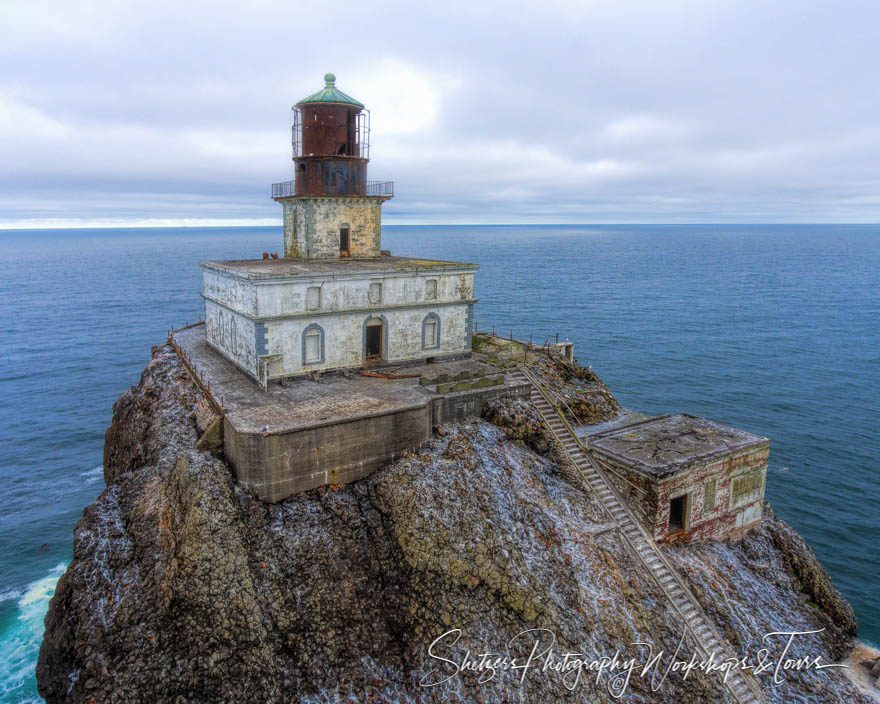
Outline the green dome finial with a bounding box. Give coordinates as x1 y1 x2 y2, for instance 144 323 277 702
295 73 364 108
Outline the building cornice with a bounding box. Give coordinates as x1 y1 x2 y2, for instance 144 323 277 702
203 294 478 323
201 261 479 285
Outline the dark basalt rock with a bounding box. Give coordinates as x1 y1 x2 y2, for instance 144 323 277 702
481 398 551 455
37 345 869 703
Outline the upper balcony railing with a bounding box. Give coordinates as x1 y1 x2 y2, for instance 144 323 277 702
366 181 394 197
271 180 394 199
272 181 296 198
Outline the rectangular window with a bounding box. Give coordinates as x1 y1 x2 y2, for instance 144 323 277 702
368 282 382 304
704 478 717 513
426 279 438 300
306 286 320 311
425 319 437 348
304 330 321 363
731 469 765 508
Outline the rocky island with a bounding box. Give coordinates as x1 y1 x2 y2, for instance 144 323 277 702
36 335 873 703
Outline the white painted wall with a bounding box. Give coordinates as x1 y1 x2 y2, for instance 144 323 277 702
255 270 475 318
205 300 258 376
265 303 470 377
202 270 257 316
202 265 476 379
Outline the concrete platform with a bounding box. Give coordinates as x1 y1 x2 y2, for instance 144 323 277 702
173 325 528 501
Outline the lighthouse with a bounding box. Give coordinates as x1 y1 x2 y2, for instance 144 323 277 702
200 74 478 387
272 72 394 259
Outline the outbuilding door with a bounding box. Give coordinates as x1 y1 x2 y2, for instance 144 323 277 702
668 495 687 534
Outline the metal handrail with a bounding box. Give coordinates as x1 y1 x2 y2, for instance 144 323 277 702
272 181 296 198
270 180 394 198
366 180 394 196
168 327 225 415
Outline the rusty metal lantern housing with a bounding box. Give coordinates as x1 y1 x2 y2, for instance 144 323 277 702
290 73 371 197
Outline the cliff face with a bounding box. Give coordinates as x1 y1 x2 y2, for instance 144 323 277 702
37 346 868 703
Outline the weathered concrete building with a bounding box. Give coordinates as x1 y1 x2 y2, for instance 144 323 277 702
589 414 769 543
201 73 477 387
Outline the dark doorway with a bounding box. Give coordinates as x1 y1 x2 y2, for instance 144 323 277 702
668 495 686 533
339 226 350 256
365 321 383 360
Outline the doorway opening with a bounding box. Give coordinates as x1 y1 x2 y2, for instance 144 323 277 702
339 226 350 257
668 495 686 534
365 319 384 361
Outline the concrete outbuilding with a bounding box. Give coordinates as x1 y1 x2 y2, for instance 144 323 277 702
589 414 769 543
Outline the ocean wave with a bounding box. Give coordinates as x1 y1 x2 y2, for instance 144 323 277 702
0 562 66 703
0 589 22 605
78 465 103 485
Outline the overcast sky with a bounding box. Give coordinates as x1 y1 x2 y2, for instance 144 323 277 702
2 0 879 226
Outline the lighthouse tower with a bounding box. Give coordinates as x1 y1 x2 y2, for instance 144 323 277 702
200 73 477 387
272 73 394 259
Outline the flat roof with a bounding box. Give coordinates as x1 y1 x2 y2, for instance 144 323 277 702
589 413 769 478
201 255 477 281
172 325 508 435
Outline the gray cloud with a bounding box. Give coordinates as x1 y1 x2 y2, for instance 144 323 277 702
1 0 879 226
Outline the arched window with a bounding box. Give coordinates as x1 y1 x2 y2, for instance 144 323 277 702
302 323 325 365
422 313 440 350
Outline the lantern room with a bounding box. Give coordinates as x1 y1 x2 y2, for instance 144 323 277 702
271 73 394 259
291 73 370 197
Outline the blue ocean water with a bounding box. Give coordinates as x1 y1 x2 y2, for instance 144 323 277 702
0 224 877 702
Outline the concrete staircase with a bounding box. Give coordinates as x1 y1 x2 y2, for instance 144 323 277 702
513 365 763 704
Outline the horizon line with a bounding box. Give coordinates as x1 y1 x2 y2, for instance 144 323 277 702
2 218 880 231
